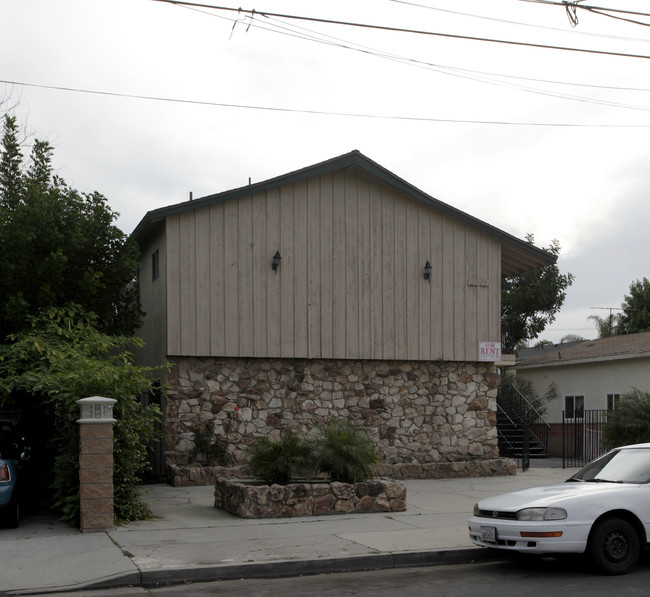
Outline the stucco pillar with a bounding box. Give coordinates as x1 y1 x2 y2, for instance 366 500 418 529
77 397 117 533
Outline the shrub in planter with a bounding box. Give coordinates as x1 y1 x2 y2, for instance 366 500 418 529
312 419 378 483
245 433 315 485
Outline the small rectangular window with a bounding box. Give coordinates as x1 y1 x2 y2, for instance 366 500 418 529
152 249 160 281
565 395 584 419
607 393 621 411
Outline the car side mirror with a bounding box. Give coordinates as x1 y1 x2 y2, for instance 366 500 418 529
21 446 31 461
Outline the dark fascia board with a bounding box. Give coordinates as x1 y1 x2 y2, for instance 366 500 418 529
131 150 556 271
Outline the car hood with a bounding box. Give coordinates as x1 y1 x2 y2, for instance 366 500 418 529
477 482 638 511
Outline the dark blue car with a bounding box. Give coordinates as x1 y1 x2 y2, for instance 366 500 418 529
0 419 30 528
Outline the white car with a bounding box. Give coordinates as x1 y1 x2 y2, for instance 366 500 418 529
468 443 650 575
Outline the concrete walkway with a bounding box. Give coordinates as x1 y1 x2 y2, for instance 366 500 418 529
0 464 578 595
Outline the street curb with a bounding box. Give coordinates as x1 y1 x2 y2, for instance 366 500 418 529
113 548 503 590
5 547 505 593
7 571 142 596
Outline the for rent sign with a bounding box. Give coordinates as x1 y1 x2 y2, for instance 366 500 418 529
478 341 502 362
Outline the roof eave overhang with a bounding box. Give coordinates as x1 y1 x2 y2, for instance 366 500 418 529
131 150 556 275
517 350 650 370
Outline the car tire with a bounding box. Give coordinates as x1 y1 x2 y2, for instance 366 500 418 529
588 517 639 575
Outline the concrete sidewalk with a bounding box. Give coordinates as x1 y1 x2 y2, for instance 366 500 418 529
0 464 578 595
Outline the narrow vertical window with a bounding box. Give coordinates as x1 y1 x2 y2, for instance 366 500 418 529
565 396 574 419
607 393 621 411
565 395 585 419
152 249 160 281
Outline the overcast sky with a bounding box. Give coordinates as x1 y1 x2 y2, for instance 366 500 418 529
2 0 649 344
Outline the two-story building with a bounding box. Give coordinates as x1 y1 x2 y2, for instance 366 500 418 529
132 150 555 484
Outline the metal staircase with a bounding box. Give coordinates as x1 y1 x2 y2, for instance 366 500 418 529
497 382 550 461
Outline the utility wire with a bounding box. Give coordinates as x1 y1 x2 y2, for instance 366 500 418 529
583 7 650 28
3 79 650 127
151 0 650 60
517 0 650 20
517 0 650 26
184 2 650 94
235 11 650 110
178 4 650 111
388 0 650 42
227 7 650 93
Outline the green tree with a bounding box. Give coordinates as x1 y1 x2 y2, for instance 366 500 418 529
603 389 650 449
0 305 162 525
588 313 621 338
0 114 23 209
0 113 142 339
560 334 586 343
501 236 574 352
534 339 553 349
617 278 650 335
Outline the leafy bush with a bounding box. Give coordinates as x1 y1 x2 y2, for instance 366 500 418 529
603 389 650 449
312 419 378 483
245 420 378 485
246 433 315 485
0 305 162 525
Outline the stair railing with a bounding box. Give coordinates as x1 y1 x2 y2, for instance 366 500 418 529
497 382 550 456
496 402 519 455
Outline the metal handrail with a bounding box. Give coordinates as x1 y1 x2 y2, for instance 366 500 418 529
497 382 550 454
496 403 518 454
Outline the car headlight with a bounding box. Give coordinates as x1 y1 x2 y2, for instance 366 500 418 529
517 507 567 521
473 503 480 516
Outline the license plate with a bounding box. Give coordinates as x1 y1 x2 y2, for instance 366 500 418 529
480 526 497 543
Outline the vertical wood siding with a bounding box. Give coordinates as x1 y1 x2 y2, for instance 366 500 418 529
166 167 501 362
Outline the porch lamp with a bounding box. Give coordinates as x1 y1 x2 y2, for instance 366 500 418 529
423 260 432 283
272 250 282 273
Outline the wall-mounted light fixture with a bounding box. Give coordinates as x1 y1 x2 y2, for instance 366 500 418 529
272 250 282 273
424 260 432 283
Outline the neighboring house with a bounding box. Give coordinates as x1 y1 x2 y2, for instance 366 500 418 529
515 331 650 457
132 150 555 484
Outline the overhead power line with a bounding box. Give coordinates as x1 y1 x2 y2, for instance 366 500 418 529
152 0 650 60
389 0 650 42
519 0 650 20
172 2 650 112
3 79 650 128
518 0 650 27
188 2 650 97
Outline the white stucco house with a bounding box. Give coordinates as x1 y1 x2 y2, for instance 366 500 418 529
515 331 650 457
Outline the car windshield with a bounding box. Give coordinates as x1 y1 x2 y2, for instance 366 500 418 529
569 448 650 484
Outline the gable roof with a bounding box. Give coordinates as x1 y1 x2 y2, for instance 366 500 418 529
517 331 650 369
132 150 555 276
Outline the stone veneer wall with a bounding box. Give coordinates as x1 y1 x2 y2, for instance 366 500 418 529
164 357 504 484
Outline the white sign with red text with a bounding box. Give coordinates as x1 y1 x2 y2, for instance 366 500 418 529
478 341 502 362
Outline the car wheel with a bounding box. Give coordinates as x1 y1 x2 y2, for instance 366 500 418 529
588 517 639 575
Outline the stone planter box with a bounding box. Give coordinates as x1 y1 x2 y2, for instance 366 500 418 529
214 477 407 519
